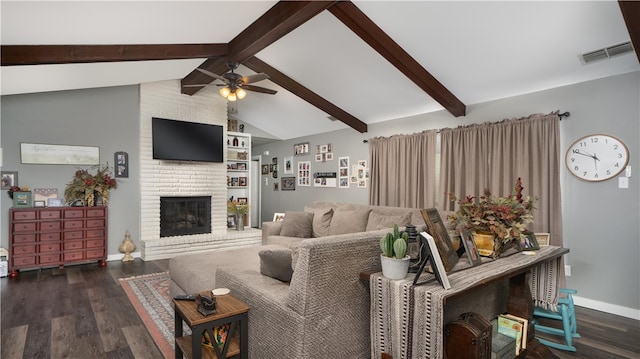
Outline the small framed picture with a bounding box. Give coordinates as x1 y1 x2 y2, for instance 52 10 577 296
281 177 296 191
34 200 46 208
237 163 247 171
239 177 247 186
48 198 64 207
460 231 483 266
535 233 550 247
227 214 236 228
261 164 270 175
1 171 18 190
114 151 129 178
521 233 540 251
237 197 248 204
273 213 285 222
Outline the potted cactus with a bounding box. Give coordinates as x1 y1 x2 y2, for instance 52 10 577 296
380 224 410 280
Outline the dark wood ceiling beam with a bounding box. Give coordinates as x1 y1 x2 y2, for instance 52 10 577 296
244 56 367 133
328 1 466 117
619 0 640 63
1 44 227 66
182 1 336 95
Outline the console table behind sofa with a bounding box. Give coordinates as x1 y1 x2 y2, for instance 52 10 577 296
371 245 568 359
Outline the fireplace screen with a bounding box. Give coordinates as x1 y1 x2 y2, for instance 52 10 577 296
160 196 211 237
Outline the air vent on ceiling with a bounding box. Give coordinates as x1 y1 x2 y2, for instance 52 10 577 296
580 41 634 64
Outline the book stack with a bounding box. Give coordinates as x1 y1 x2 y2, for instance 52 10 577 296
491 318 516 359
496 313 528 356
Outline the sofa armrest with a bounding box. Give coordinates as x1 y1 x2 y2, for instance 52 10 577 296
262 221 283 244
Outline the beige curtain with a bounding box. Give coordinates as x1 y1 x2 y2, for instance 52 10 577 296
369 130 438 208
439 113 563 245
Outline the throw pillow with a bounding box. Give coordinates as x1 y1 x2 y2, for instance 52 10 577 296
329 208 372 235
259 247 293 282
366 211 412 231
304 206 334 237
280 211 314 238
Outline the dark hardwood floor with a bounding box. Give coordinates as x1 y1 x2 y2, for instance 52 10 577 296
1 259 639 358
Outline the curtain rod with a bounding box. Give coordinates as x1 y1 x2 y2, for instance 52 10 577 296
363 111 570 143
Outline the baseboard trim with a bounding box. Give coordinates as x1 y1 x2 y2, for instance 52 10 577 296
574 295 639 320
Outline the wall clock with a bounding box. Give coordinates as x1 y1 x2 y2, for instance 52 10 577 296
565 134 629 182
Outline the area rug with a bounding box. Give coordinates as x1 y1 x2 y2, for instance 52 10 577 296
119 272 176 359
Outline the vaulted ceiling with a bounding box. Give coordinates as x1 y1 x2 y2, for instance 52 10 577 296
2 1 639 141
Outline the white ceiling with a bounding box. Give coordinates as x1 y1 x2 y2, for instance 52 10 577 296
2 1 638 141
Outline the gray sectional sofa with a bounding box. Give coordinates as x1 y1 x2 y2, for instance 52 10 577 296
169 202 424 358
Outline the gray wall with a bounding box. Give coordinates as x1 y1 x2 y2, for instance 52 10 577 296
1 85 141 258
255 71 640 315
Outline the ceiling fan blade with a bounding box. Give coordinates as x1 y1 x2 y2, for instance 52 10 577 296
182 83 225 87
196 68 229 83
242 85 277 95
240 73 269 84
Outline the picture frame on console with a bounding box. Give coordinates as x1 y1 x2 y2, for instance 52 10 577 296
420 208 459 272
414 232 451 289
460 231 483 266
535 233 550 246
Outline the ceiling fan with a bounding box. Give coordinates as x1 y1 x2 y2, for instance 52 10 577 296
184 62 277 101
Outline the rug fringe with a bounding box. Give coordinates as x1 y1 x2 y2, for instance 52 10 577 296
119 271 168 282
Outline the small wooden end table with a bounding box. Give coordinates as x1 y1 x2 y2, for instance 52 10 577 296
173 292 249 359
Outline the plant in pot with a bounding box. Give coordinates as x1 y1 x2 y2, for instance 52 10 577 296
380 224 410 280
227 200 249 230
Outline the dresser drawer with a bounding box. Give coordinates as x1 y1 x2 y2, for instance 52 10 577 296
12 245 36 256
86 219 105 228
87 208 106 217
64 209 84 218
12 256 37 267
39 232 61 241
39 210 62 219
86 248 105 260
13 222 37 233
11 210 36 221
64 241 84 251
86 239 104 248
39 254 61 265
85 229 105 239
40 243 61 253
12 233 36 244
64 220 83 230
39 221 62 231
64 231 83 240
64 251 84 261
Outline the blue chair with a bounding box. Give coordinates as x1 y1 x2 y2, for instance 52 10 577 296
532 288 581 351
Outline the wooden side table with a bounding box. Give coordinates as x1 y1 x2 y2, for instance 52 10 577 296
173 292 249 359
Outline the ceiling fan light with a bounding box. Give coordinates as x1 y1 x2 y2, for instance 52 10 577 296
236 88 247 99
219 87 231 98
227 92 237 102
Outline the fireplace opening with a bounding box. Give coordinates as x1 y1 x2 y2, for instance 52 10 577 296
160 196 211 237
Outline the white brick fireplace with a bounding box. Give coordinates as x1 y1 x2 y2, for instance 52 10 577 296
139 80 261 260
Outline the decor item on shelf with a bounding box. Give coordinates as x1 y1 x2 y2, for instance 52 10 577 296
227 199 249 231
7 185 28 199
380 224 410 280
11 187 32 208
64 163 117 207
447 178 537 259
118 229 136 262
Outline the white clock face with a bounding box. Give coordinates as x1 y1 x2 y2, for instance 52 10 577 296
565 134 629 182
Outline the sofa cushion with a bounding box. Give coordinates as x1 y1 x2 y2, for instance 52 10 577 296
259 246 293 282
366 211 412 231
329 208 372 235
304 206 334 237
280 211 314 238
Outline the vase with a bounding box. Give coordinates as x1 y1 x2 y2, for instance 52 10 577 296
473 232 497 258
235 214 244 231
380 254 410 280
94 191 104 206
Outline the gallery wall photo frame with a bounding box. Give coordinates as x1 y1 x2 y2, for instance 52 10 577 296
21 143 99 165
115 151 129 178
1 171 18 190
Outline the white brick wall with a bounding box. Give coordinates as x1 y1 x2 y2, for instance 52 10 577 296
139 81 260 260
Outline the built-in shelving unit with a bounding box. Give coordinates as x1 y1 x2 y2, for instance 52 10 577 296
227 131 251 228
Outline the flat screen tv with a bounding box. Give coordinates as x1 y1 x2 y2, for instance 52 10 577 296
152 117 224 163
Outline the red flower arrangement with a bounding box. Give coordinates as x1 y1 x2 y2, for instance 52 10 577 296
446 178 537 245
64 164 117 206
